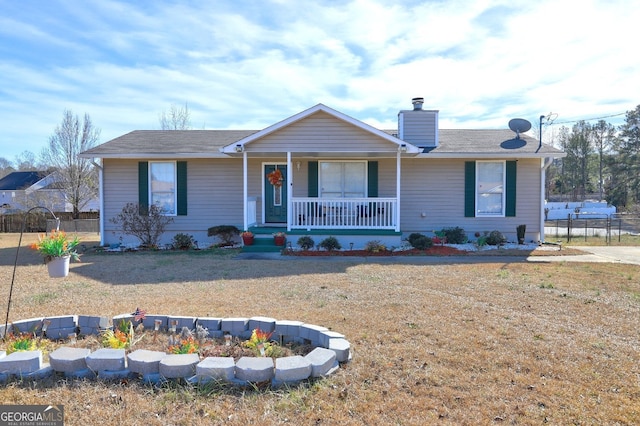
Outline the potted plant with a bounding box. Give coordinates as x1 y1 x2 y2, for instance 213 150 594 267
30 230 80 277
273 231 286 246
241 231 254 246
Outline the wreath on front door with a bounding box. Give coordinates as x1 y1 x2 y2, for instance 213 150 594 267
266 168 283 187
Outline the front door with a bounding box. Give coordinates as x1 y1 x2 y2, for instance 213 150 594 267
264 164 287 223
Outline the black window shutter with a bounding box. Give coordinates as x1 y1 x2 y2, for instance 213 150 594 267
464 161 476 217
367 161 378 197
308 161 318 197
505 161 516 217
138 161 149 215
177 161 187 216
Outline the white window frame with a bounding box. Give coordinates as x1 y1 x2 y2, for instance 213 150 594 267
476 160 505 217
319 160 368 198
149 161 177 216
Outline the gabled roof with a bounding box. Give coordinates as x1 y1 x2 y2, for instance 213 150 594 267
0 171 48 191
219 103 421 154
80 105 565 159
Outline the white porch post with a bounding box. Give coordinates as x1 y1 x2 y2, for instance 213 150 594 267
287 151 292 232
242 151 248 230
396 150 401 232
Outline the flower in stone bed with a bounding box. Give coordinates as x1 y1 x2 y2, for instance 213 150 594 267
168 336 199 354
244 328 275 357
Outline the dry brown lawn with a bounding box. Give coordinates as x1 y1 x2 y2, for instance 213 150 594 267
1 232 639 425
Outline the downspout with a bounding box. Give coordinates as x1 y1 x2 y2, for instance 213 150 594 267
242 151 248 230
396 149 402 232
90 159 104 246
287 152 292 232
540 157 554 243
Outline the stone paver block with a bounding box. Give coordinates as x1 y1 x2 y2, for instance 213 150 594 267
45 327 78 340
44 315 77 329
98 369 133 381
78 326 103 336
328 338 351 362
300 324 328 345
86 348 126 372
319 330 345 348
249 316 276 333
159 353 200 378
9 318 44 334
112 314 134 328
221 318 248 335
127 350 167 375
0 350 42 375
65 368 96 380
305 347 338 377
78 315 109 328
142 315 168 331
196 357 235 382
275 320 304 339
235 357 274 383
0 351 5 359
167 316 196 331
274 356 312 383
196 318 222 332
23 364 54 380
49 347 91 373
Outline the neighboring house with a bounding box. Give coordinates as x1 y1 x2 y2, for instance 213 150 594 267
79 99 565 247
0 171 49 211
0 170 99 213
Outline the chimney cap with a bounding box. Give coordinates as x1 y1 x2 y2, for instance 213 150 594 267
411 97 424 110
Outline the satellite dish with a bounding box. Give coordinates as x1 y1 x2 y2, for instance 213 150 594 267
508 118 532 139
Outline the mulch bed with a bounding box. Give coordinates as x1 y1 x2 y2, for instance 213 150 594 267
287 245 467 256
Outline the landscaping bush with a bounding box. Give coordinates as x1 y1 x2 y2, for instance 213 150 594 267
297 236 315 250
407 233 425 247
485 230 507 246
319 236 341 251
443 227 467 244
411 235 433 250
172 233 195 250
109 203 174 248
207 225 240 246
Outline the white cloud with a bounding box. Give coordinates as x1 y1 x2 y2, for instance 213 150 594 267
0 0 638 161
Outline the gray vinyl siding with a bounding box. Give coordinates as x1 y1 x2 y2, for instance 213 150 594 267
399 110 438 146
400 158 542 241
248 111 397 153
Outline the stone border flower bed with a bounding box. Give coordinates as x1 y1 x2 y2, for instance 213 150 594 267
0 315 351 386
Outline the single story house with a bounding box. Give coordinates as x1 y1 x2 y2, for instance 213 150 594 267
79 99 565 248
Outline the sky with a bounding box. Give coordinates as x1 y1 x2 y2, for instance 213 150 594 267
1 0 638 163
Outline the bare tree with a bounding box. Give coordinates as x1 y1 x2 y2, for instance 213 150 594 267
159 103 192 130
14 151 38 170
41 110 100 218
0 157 15 179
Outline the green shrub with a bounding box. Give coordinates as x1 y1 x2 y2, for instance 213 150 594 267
297 236 315 250
407 233 425 247
443 227 467 244
411 235 433 250
207 225 240 245
172 233 195 250
319 236 341 251
486 230 506 246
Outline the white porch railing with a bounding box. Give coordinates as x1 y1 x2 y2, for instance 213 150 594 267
247 196 257 227
291 197 397 230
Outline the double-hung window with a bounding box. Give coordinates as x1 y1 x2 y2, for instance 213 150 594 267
319 161 367 198
150 161 176 215
476 161 505 216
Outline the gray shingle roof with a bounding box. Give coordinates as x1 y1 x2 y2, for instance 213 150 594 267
0 171 47 190
81 128 563 158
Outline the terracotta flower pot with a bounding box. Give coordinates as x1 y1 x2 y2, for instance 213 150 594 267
274 236 286 246
242 235 254 246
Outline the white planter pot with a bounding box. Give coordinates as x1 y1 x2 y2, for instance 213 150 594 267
46 255 70 278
